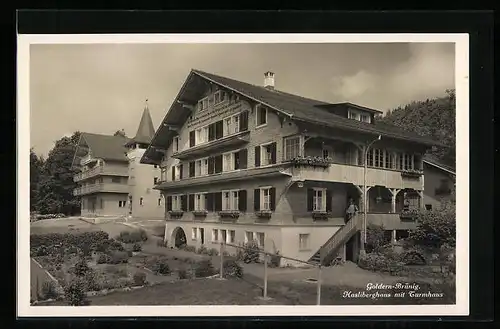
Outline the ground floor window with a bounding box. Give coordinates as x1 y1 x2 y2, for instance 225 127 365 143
299 233 310 250
118 200 127 208
245 231 253 244
313 188 326 211
192 227 198 240
229 230 235 244
212 229 219 242
256 232 265 248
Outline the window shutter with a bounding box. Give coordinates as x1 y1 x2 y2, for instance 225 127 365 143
239 148 248 169
179 164 183 179
240 111 249 131
254 146 261 167
188 194 195 211
180 195 187 211
214 155 223 173
206 193 214 211
189 131 195 147
166 196 172 211
208 157 215 175
234 151 240 170
270 187 276 211
171 167 175 181
238 190 247 212
189 161 195 177
214 192 223 211
326 190 332 212
270 142 277 164
208 124 215 141
307 188 314 212
215 120 223 139
254 189 260 211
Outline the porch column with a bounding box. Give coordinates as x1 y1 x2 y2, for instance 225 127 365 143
391 230 397 244
416 190 424 209
389 188 401 213
355 185 364 211
163 223 169 244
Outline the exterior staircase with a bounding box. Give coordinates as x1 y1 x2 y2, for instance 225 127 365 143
309 214 362 266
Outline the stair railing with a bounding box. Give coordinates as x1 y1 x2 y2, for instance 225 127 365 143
318 214 361 262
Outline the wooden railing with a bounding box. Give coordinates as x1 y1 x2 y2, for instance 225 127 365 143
317 214 361 264
73 183 129 196
73 165 128 182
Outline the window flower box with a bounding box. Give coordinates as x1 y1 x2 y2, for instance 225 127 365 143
255 210 272 219
193 210 208 217
312 211 331 220
401 169 423 178
400 209 419 220
168 210 184 217
291 156 331 168
218 210 240 219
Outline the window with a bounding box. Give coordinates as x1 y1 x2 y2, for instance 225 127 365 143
348 111 359 120
195 158 208 176
172 136 179 153
360 114 370 123
212 229 219 242
222 190 239 211
403 154 413 170
261 188 271 211
256 106 267 126
221 230 227 244
223 153 233 172
224 117 232 136
322 148 329 160
158 198 162 206
195 126 209 145
192 228 198 240
367 149 374 167
232 115 240 134
313 188 326 211
425 204 432 210
118 201 127 208
261 144 273 166
111 177 121 183
284 136 301 160
229 230 236 243
194 193 207 210
232 191 239 210
172 195 181 211
245 231 253 244
256 232 265 248
374 149 383 167
140 197 144 206
174 165 181 180
222 113 241 136
153 177 158 184
299 234 310 250
385 151 393 169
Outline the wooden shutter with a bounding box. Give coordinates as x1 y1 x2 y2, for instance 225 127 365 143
189 161 195 178
326 190 332 212
307 188 314 212
208 157 215 175
240 111 249 131
180 195 187 211
238 190 247 212
188 194 195 211
189 131 195 147
179 164 183 179
166 196 172 211
214 154 223 173
206 193 214 211
239 148 248 169
215 120 223 139
171 167 175 181
208 124 215 141
270 142 277 164
254 189 260 211
254 146 261 167
270 187 276 211
234 151 240 170
214 192 222 211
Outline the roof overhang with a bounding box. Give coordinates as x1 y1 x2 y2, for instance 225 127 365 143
423 160 456 176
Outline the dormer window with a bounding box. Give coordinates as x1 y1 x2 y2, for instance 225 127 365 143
348 110 371 123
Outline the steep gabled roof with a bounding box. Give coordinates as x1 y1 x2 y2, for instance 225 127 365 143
141 69 442 165
126 104 156 146
423 154 456 175
76 132 130 163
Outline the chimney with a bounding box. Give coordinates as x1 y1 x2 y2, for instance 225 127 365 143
264 71 275 90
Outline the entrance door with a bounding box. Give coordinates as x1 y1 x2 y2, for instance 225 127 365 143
199 228 205 245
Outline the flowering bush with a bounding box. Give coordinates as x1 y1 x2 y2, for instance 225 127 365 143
64 277 90 306
243 240 260 264
194 259 216 277
116 229 148 244
218 210 240 218
358 253 405 276
222 259 243 278
291 156 332 168
151 258 171 275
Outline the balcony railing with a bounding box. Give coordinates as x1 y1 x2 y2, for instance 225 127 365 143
73 183 129 196
74 166 129 182
287 161 423 190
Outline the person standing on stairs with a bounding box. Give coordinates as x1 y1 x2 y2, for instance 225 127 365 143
345 198 358 224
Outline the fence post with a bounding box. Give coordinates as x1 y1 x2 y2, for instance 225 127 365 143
316 265 322 306
263 253 269 299
219 242 224 279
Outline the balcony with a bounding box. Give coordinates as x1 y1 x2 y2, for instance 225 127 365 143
73 183 129 196
74 165 129 182
173 130 250 161
80 154 98 166
366 213 419 231
286 160 423 190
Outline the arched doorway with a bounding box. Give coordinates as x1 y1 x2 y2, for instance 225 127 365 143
171 227 187 248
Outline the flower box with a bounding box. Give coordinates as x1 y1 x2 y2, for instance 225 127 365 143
312 211 331 220
218 210 240 219
168 210 184 217
399 209 419 220
291 156 331 168
401 169 423 178
193 210 208 217
255 210 272 219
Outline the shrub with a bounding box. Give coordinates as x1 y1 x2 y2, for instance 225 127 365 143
196 245 208 255
177 267 189 280
235 246 244 261
132 243 142 252
222 259 243 278
207 248 219 256
116 229 148 244
133 272 147 286
41 281 59 300
157 239 168 248
184 245 196 253
358 253 405 276
96 253 111 264
412 206 456 248
73 257 90 277
269 251 282 268
194 259 215 278
64 277 89 306
366 223 390 253
243 240 260 264
83 269 101 292
108 251 129 264
151 259 171 275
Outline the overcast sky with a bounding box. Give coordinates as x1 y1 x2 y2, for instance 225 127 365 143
29 42 455 156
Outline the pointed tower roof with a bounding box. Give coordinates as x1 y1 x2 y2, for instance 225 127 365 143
126 99 156 147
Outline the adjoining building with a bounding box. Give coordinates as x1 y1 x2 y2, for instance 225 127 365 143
71 104 164 221
140 69 441 266
422 155 456 211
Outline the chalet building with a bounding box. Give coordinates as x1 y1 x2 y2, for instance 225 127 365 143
422 155 456 211
141 69 438 266
72 104 164 220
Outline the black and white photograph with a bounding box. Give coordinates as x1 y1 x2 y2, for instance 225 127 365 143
18 34 468 317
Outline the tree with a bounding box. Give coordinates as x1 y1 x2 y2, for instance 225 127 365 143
411 201 456 249
380 90 456 167
30 148 44 211
35 132 81 215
